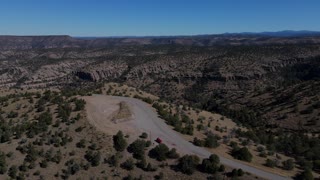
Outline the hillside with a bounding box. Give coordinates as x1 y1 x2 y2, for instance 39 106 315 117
0 35 320 179
0 86 266 180
1 43 319 130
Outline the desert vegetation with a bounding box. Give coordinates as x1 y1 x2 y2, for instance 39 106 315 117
1 36 320 179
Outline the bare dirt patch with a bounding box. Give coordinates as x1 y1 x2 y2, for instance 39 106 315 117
83 96 139 138
111 101 133 123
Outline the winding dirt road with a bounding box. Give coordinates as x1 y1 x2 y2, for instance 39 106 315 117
85 95 290 180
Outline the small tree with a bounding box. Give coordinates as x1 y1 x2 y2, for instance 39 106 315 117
127 139 146 160
7 111 18 118
74 99 86 111
113 131 127 152
177 155 200 175
107 153 120 167
40 159 48 168
282 159 294 170
19 163 27 172
76 139 86 148
265 159 276 168
237 169 244 176
218 165 225 172
167 148 180 159
231 147 253 162
231 169 238 177
204 134 220 148
209 154 220 164
155 172 164 180
193 137 204 147
201 154 220 174
84 150 101 167
136 156 147 169
146 163 157 172
201 159 217 174
140 132 148 139
0 152 7 174
149 144 169 161
8 165 18 179
298 169 314 180
121 158 135 171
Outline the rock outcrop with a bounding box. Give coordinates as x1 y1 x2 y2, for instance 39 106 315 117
75 62 128 81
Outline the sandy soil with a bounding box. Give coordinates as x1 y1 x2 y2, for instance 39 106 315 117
83 95 139 138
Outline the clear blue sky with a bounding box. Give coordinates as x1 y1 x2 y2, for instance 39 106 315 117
0 0 319 36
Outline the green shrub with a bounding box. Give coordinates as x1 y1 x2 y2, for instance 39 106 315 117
127 139 146 160
297 169 314 180
265 159 276 168
136 156 147 169
237 169 244 176
140 132 148 139
7 111 18 118
231 147 253 162
107 153 121 167
146 163 157 172
149 144 169 161
121 158 135 171
204 134 220 148
76 139 86 148
8 165 18 179
0 152 7 174
282 159 294 170
218 165 225 172
166 148 180 159
40 159 48 168
113 131 127 152
74 99 86 111
177 155 200 175
193 137 204 147
84 150 101 167
201 154 220 174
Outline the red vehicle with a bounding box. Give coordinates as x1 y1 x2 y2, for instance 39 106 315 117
155 137 162 143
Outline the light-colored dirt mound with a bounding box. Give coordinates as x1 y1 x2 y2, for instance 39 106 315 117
111 101 133 123
83 95 137 136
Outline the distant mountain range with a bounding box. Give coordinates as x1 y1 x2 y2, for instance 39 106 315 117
1 30 320 50
76 30 320 39
223 30 320 37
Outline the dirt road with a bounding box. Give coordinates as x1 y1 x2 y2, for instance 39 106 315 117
85 95 290 180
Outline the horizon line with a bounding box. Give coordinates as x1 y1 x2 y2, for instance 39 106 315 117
0 30 320 38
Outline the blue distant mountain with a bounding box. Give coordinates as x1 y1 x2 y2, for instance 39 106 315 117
224 30 320 37
75 30 320 39
2 30 320 50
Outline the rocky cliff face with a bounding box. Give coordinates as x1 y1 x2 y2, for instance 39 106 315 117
0 64 28 87
0 58 90 88
23 60 90 86
1 44 319 89
75 61 128 81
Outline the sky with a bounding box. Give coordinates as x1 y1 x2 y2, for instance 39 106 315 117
0 0 319 36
